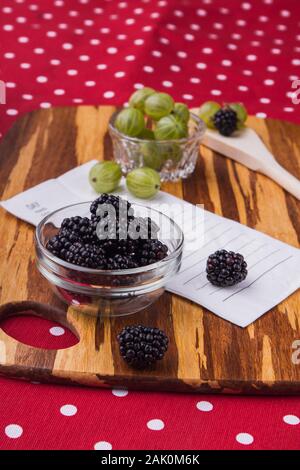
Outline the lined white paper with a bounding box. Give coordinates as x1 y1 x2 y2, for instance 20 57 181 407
1 160 300 327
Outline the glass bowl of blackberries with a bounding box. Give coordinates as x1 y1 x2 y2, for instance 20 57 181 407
35 194 183 317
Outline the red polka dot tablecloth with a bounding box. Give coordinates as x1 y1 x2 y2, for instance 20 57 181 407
0 0 300 451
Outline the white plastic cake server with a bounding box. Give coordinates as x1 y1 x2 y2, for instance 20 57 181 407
196 119 300 200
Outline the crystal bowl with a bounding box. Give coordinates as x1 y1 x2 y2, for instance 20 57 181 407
108 110 206 182
35 202 184 317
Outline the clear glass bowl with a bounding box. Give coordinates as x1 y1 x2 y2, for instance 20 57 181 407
35 202 184 317
108 111 206 182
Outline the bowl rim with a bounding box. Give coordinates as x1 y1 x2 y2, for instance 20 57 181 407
35 200 184 276
108 110 206 144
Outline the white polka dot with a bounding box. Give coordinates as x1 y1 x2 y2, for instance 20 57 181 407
174 10 184 17
280 10 290 17
46 31 57 38
283 414 299 425
147 419 165 431
73 98 83 104
274 38 283 45
143 66 154 73
49 326 65 336
94 441 112 450
100 28 110 34
84 19 94 27
170 65 181 72
79 55 90 61
197 9 207 17
292 59 300 66
60 404 77 416
202 47 213 54
85 81 96 87
243 70 253 76
152 50 162 58
69 10 78 17
159 37 169 45
217 74 227 81
289 75 299 81
277 24 287 31
22 94 33 100
151 12 160 19
247 54 257 61
50 59 61 65
251 41 260 47
112 388 128 397
4 52 15 59
267 65 277 72
177 51 187 58
264 79 274 85
134 39 144 46
20 63 31 69
94 7 103 14
18 36 29 43
74 28 84 35
166 23 176 31
143 25 152 32
36 76 48 83
107 47 118 54
232 33 241 40
117 34 127 40
283 107 294 113
67 69 78 76
3 24 14 31
196 400 213 411
236 19 247 26
125 55 135 61
3 7 13 13
62 43 73 50
114 71 125 78
29 4 38 11
185 34 195 41
236 433 254 445
6 82 16 88
222 59 232 66
196 62 207 69
190 77 201 84
182 94 194 100
6 109 18 116
54 89 65 96
134 83 144 89
5 424 23 439
43 12 53 20
34 48 44 55
238 85 248 91
259 15 268 22
190 24 200 31
256 112 267 118
260 97 270 104
162 80 173 88
271 48 281 55
134 7 143 14
103 91 115 99
40 102 51 109
125 18 135 25
211 89 222 96
220 7 229 14
242 2 251 10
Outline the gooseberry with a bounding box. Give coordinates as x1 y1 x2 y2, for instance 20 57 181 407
126 167 161 199
144 92 174 120
129 87 156 112
89 161 122 193
115 108 145 137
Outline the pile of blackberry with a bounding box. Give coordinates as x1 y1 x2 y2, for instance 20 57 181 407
206 249 248 287
46 194 168 270
213 107 238 136
117 325 169 369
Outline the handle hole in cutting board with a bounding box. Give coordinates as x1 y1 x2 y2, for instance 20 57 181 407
0 314 78 350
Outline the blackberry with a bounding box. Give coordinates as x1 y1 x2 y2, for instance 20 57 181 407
213 107 238 136
60 216 97 243
106 254 139 270
64 242 106 269
128 217 159 240
117 325 169 369
206 249 248 287
138 239 168 266
90 193 132 218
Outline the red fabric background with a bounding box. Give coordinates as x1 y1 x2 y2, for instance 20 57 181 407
0 0 299 450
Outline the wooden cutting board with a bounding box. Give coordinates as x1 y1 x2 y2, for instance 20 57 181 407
0 105 299 394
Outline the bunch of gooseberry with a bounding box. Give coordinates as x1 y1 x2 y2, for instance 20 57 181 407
115 87 190 140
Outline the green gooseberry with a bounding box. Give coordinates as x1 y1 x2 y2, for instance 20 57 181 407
89 161 122 193
154 114 188 140
115 108 145 137
144 92 174 120
173 102 190 123
137 128 155 140
126 167 161 199
140 141 164 170
129 87 156 112
198 101 221 129
228 102 248 126
160 143 182 164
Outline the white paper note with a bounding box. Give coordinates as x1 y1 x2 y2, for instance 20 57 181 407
1 160 300 327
